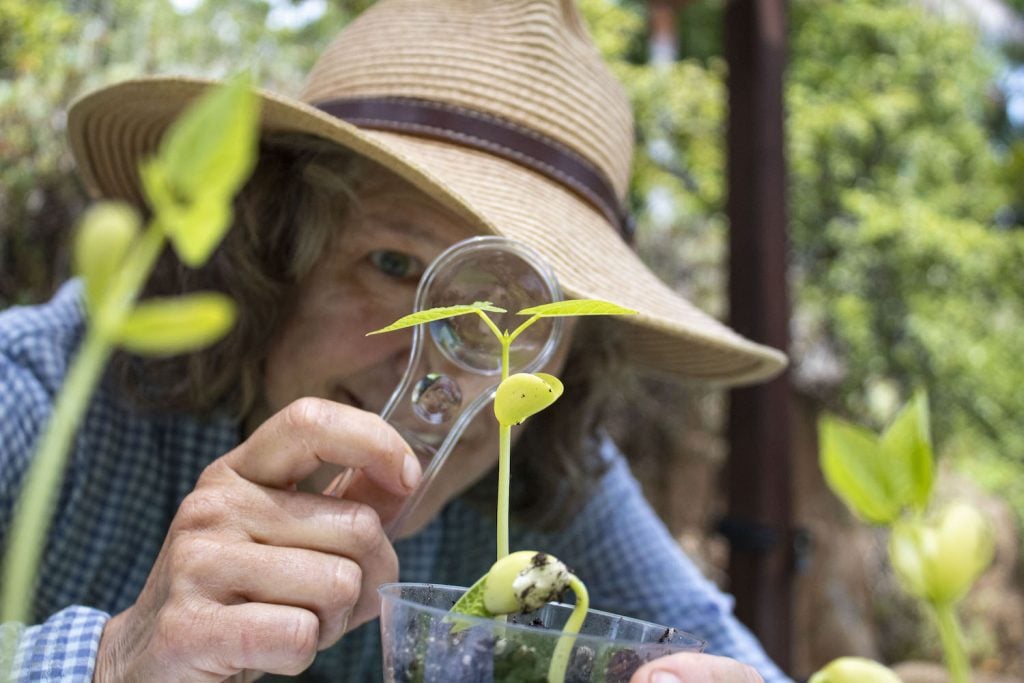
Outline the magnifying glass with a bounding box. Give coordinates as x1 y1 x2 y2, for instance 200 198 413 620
325 236 563 538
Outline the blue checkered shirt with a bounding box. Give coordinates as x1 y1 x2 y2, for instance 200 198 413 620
0 281 791 682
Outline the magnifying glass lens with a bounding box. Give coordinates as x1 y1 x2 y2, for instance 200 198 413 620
424 247 557 374
410 372 462 424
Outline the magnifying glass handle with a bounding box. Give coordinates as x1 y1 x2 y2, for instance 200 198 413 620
382 384 497 539
321 466 356 498
317 387 489 540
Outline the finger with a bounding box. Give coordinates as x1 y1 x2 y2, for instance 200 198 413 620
224 397 421 496
195 541 375 648
200 602 321 677
243 495 399 629
337 469 409 528
629 652 764 683
223 484 397 559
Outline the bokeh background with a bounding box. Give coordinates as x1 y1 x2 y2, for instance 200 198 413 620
2 0 1023 680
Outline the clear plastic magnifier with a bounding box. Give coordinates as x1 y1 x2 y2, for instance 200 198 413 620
326 236 563 538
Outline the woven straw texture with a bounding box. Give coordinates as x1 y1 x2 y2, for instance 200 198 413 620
67 0 787 386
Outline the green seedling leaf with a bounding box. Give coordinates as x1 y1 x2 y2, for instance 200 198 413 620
450 573 493 618
367 302 506 335
818 415 901 525
143 73 259 267
73 202 141 314
517 299 638 317
116 292 237 356
159 73 259 202
879 391 934 512
447 573 494 633
494 372 563 426
143 160 232 268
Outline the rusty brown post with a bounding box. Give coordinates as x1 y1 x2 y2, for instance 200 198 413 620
723 0 794 670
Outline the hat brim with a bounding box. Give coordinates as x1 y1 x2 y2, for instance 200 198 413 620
68 76 787 386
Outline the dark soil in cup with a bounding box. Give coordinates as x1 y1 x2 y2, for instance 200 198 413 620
389 616 675 682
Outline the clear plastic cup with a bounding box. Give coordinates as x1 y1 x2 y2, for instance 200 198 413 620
379 583 706 682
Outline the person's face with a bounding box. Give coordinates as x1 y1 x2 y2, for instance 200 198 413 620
260 163 568 536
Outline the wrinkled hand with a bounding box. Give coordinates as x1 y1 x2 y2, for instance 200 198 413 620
630 652 765 683
93 397 420 681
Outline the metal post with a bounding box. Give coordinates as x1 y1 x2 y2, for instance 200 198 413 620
723 0 794 669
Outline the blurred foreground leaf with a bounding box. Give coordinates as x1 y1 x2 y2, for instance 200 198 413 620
117 292 237 356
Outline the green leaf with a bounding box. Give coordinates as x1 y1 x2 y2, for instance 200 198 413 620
143 160 233 268
879 391 934 512
159 73 259 202
447 573 494 633
450 573 493 618
143 73 259 267
517 299 637 317
116 292 237 356
818 415 901 525
72 202 140 314
366 302 506 335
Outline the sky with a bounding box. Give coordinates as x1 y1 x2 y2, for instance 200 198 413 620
168 0 327 30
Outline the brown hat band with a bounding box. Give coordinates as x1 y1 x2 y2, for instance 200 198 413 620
315 97 634 242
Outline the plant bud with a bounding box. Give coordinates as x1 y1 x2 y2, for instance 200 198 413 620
494 372 563 426
809 657 903 683
483 551 570 615
890 502 994 605
73 202 140 313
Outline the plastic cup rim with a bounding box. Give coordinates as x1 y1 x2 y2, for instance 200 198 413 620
377 581 706 650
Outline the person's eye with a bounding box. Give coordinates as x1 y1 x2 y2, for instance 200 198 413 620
368 249 426 281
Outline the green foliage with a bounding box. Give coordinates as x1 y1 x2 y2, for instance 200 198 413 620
0 0 77 76
2 76 259 633
142 74 259 266
786 1 1024 480
449 573 493 620
367 302 505 335
116 293 237 356
0 0 366 308
819 392 934 524
819 393 993 683
585 0 1024 526
517 300 637 317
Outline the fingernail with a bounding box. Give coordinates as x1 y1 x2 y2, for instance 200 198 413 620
652 671 682 683
401 453 422 490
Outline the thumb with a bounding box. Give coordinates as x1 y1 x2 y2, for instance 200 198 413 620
630 652 764 683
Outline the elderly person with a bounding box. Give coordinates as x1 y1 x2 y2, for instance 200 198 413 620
1 0 790 681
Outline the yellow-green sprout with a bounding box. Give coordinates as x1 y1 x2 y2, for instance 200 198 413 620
494 372 563 426
370 297 635 683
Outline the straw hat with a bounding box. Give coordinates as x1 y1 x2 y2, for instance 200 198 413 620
67 0 786 386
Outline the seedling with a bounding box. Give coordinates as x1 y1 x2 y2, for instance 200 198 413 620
815 392 994 683
1 76 258 678
370 297 636 682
